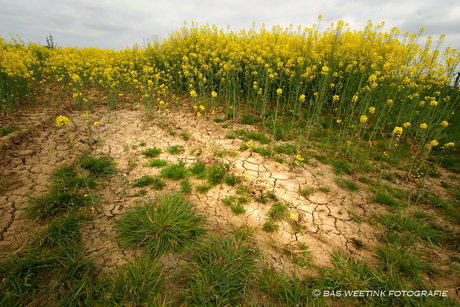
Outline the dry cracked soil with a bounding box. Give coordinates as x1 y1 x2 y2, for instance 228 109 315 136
1 96 460 301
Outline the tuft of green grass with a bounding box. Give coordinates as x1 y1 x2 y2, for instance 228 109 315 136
115 192 206 256
37 211 89 247
298 187 315 197
207 163 227 186
90 254 165 306
231 203 246 214
178 234 258 306
332 158 353 175
251 146 274 157
375 191 400 207
167 145 184 155
0 127 19 137
26 189 93 219
247 131 270 144
148 158 168 168
160 160 188 180
180 132 189 141
150 176 166 190
78 155 117 177
195 183 212 194
141 147 161 157
133 189 148 197
132 175 156 187
139 141 146 146
189 161 207 179
225 133 235 139
382 172 396 183
335 178 359 192
180 178 192 193
268 202 287 221
221 124 229 128
224 173 240 185
213 117 225 123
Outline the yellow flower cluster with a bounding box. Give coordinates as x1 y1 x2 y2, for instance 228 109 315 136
360 115 368 123
56 115 70 127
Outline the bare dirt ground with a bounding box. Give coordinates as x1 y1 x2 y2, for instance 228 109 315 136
1 96 460 300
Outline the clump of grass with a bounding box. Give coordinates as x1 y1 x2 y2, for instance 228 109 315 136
151 176 166 190
221 124 229 128
222 196 237 206
26 189 92 219
358 176 374 184
37 211 89 247
115 192 206 256
224 173 240 185
148 158 168 168
0 127 18 137
180 178 192 193
207 163 227 185
133 189 148 197
285 242 312 268
195 183 212 194
318 187 331 193
268 202 287 221
91 254 165 306
335 178 359 192
375 191 400 207
262 220 279 232
178 234 258 306
132 175 156 187
225 133 235 139
139 141 146 146
160 160 188 180
247 131 270 144
78 155 117 177
241 114 262 125
180 132 189 141
189 161 207 179
213 117 225 123
352 238 365 249
167 145 184 155
141 147 162 157
252 146 273 157
298 187 314 197
382 172 396 183
231 203 246 214
331 158 353 175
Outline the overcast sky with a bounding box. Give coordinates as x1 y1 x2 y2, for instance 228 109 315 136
1 0 460 55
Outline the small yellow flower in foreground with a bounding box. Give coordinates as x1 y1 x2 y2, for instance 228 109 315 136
403 122 411 128
369 107 375 114
197 112 202 117
199 105 205 110
299 94 306 102
93 121 99 127
321 66 329 73
393 126 403 136
387 99 393 105
430 100 438 107
84 194 88 197
84 112 89 117
295 160 300 166
430 140 439 147
165 109 169 112
159 100 165 105
56 115 70 127
245 175 250 178
114 159 119 164
360 115 368 123
211 91 217 97
442 142 455 148
420 123 428 129
333 95 340 102
246 141 253 147
337 119 342 124
190 90 197 97
276 162 281 166
296 155 304 161
290 213 296 220
276 88 282 96
440 120 448 127
193 105 197 110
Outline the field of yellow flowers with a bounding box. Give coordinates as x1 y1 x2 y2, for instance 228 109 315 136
2 18 459 174
1 18 460 306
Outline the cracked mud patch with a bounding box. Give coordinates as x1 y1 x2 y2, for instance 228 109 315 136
1 101 459 297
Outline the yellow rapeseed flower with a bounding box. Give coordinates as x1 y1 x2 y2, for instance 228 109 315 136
387 99 393 106
290 213 296 220
197 112 202 117
56 115 70 127
440 120 448 127
276 88 282 96
246 141 253 147
299 94 305 102
199 105 205 110
403 122 411 128
430 140 439 147
420 123 428 129
442 142 455 148
333 95 340 102
337 119 342 124
114 159 119 164
369 107 375 114
84 112 89 117
392 126 403 136
190 90 197 97
93 121 99 127
296 155 304 161
360 115 368 123
211 91 217 97
430 100 438 107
